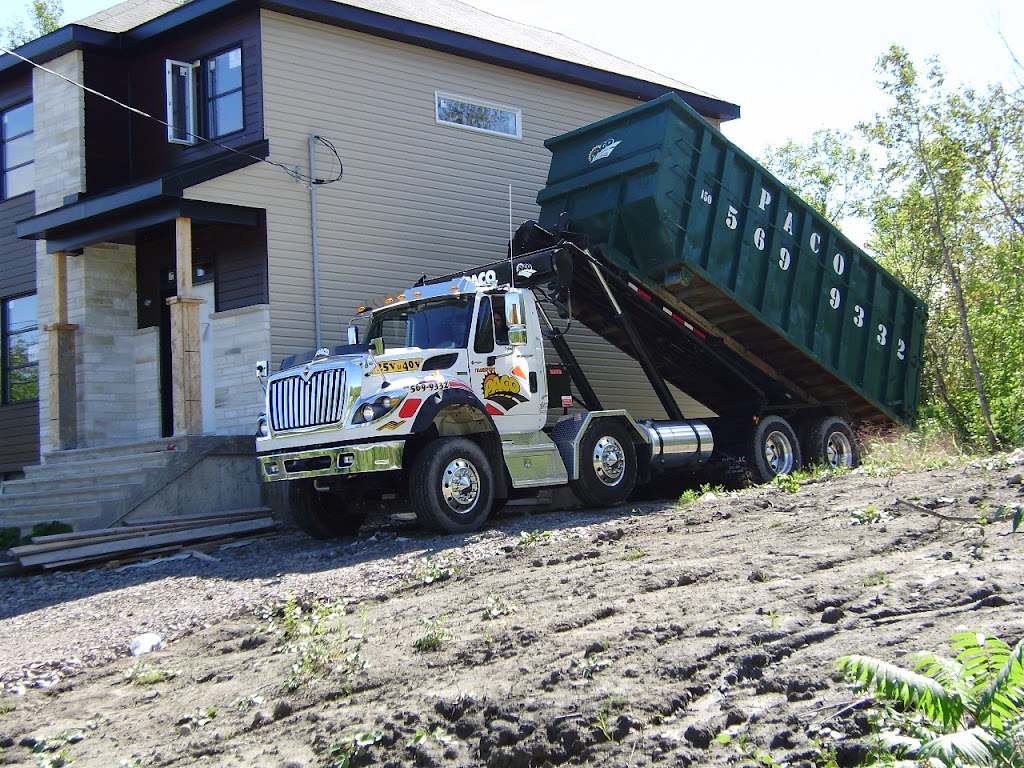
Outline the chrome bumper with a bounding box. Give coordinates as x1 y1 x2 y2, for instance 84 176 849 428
259 440 404 482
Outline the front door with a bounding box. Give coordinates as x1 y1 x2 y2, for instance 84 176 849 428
468 294 545 434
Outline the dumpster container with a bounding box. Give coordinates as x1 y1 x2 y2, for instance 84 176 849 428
537 93 926 426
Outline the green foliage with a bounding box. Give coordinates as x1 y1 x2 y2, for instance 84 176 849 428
516 529 552 547
620 547 646 561
2 0 63 47
851 504 895 525
762 127 875 226
861 425 964 474
481 593 516 620
327 730 384 768
411 556 453 584
407 726 451 748
838 631 1024 766
0 527 21 551
413 616 453 653
860 571 891 588
772 473 801 493
30 521 72 540
123 661 179 685
263 595 369 692
678 483 727 506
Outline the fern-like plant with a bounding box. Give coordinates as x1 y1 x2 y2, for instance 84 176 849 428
838 631 1024 767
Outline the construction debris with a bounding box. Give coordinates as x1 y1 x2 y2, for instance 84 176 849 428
4 509 278 572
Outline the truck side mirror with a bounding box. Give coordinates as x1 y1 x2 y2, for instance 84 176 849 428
347 324 360 345
505 289 528 347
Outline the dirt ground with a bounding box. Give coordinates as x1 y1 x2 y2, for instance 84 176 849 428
1 452 1022 768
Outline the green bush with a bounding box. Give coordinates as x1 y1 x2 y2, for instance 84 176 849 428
0 527 21 551
30 521 73 540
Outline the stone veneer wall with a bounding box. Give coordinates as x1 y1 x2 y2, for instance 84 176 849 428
33 52 86 454
211 304 271 434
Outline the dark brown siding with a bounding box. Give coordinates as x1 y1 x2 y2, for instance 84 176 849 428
82 9 263 195
0 402 39 474
0 194 36 296
0 71 40 474
136 220 268 329
129 11 263 184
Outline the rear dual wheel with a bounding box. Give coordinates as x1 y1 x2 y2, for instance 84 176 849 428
804 416 860 470
748 415 801 484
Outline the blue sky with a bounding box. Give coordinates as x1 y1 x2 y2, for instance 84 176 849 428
9 0 1024 159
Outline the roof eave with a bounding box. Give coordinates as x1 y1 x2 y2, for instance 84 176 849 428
0 25 117 75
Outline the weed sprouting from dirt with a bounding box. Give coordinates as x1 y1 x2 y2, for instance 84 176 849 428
860 571 891 588
327 729 385 768
262 594 370 693
123 661 179 685
411 556 454 584
413 615 454 652
621 547 646 561
517 529 552 547
851 504 895 525
678 483 727 506
772 473 801 493
481 593 516 620
861 425 965 474
838 631 1024 767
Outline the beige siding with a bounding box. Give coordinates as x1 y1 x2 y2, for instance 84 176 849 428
187 11 712 422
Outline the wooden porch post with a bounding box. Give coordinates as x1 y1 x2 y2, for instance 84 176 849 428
44 249 79 450
166 216 205 435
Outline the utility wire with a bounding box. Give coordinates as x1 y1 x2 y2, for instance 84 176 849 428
0 43 343 187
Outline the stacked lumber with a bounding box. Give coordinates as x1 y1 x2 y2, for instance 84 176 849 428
6 509 279 571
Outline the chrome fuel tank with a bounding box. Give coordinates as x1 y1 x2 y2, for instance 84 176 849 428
638 420 714 469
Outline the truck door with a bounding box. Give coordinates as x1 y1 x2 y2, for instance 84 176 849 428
468 294 546 434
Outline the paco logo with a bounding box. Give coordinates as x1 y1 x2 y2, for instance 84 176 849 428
515 263 537 279
373 358 422 374
482 372 527 410
588 138 621 164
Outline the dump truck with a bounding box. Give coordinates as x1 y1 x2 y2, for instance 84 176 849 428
254 93 927 536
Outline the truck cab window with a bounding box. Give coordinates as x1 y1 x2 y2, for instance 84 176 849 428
365 296 473 350
474 297 495 354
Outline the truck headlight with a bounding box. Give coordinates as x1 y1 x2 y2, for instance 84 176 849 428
353 392 405 424
256 415 270 438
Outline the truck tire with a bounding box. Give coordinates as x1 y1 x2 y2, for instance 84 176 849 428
805 416 860 469
570 421 637 507
748 416 801 484
410 437 494 534
289 480 367 539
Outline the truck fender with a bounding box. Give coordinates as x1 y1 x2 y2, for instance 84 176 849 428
549 411 651 482
408 388 509 499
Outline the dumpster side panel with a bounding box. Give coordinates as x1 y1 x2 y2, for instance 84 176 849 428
537 93 927 425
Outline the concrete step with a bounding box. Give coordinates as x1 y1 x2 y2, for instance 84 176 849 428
39 438 191 465
0 499 116 531
16 454 173 490
0 482 139 510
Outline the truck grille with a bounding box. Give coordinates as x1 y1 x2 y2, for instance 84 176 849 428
268 368 346 431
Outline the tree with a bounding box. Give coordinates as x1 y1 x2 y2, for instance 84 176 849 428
761 128 874 227
865 47 1002 450
2 0 64 48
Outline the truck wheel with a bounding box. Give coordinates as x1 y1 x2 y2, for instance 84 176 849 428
289 480 367 539
410 437 494 534
570 421 637 507
748 416 801 484
806 416 860 469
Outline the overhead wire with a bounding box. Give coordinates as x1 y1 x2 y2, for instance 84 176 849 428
0 43 344 187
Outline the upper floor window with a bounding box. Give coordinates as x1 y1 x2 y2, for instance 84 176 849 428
2 293 38 403
2 102 33 199
435 92 522 139
166 46 243 146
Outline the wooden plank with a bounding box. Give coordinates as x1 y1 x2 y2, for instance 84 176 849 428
17 518 278 567
13 509 272 554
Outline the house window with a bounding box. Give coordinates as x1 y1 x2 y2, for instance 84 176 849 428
2 102 33 198
165 46 243 145
435 92 522 139
207 48 243 138
2 294 39 403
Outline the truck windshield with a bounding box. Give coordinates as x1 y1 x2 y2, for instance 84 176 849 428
365 296 474 351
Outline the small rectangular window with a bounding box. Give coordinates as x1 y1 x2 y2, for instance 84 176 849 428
166 59 199 145
207 47 244 138
3 293 39 404
2 102 34 199
435 91 522 139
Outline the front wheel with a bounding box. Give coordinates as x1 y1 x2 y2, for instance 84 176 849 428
410 437 494 534
805 416 860 469
569 420 637 507
748 416 801 484
289 480 367 539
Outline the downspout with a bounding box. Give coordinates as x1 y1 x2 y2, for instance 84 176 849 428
309 133 323 347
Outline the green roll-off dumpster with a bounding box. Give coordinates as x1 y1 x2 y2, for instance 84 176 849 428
537 93 926 427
